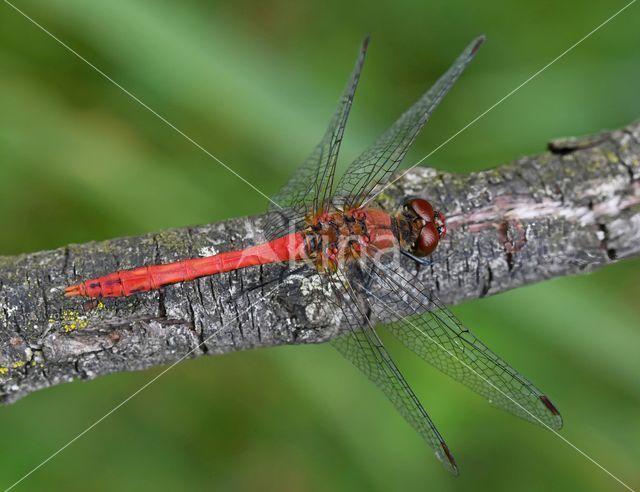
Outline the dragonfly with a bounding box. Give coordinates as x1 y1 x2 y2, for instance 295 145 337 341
65 36 562 474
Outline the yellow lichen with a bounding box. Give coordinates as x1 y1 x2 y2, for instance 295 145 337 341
11 361 25 369
606 151 619 163
60 310 89 333
0 367 8 375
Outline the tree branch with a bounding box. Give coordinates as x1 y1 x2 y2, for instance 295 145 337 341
1 121 639 404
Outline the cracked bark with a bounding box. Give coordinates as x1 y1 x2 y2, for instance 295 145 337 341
1 121 639 405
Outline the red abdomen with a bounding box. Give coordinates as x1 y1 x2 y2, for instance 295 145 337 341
65 233 306 298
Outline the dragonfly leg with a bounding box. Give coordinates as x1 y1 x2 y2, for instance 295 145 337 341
362 261 377 291
401 249 433 267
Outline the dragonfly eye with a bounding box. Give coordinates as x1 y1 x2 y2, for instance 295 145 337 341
405 199 443 256
406 198 434 222
414 222 439 257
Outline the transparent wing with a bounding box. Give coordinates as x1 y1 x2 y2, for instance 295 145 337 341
357 255 563 431
322 265 458 475
334 36 484 209
264 38 369 240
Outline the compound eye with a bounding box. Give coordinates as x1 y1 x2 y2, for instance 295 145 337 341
414 222 439 256
407 199 434 223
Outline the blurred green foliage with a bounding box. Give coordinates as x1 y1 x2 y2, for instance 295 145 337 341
1 1 639 490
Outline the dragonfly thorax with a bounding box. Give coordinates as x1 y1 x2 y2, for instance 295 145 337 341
301 202 445 273
302 208 372 273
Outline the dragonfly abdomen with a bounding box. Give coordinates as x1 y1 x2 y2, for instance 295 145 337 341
65 232 306 298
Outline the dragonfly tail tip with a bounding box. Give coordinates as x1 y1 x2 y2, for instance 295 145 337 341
64 285 81 297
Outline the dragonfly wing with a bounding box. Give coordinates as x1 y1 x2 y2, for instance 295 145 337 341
358 256 563 431
334 36 484 209
264 38 369 240
323 266 458 474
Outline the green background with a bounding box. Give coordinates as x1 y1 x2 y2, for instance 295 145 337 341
1 1 639 490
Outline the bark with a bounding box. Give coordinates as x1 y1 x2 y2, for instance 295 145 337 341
1 121 639 405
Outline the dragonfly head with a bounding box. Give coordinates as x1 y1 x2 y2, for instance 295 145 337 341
404 198 446 257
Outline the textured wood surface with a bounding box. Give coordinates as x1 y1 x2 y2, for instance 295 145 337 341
1 121 639 404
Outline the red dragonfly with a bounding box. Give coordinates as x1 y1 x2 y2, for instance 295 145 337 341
65 36 561 474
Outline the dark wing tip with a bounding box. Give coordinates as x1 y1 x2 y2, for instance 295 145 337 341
361 35 371 53
539 395 564 429
439 442 460 476
470 35 486 55
539 395 560 416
